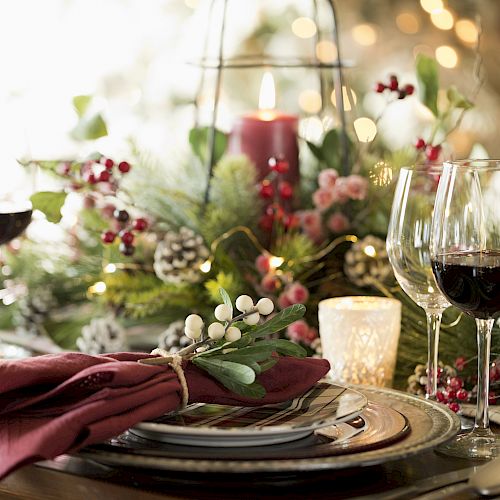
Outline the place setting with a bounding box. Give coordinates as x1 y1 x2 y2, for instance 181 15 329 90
0 1 499 499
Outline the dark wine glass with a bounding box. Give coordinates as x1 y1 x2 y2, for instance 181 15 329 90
0 201 32 245
431 159 500 459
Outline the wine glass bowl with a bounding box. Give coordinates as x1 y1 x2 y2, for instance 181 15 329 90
430 159 500 459
0 201 32 245
387 165 450 399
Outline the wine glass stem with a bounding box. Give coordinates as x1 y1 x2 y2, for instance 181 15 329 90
474 318 495 432
425 311 442 400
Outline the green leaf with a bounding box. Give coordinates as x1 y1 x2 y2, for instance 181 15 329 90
219 288 233 317
259 358 278 372
416 54 439 116
214 344 275 364
250 304 306 339
71 113 108 141
248 361 262 375
30 191 67 223
266 339 307 357
189 126 227 165
73 95 92 117
322 129 340 168
306 140 324 162
193 357 255 385
447 86 473 110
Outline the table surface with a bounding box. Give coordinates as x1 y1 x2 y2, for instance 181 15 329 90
0 447 489 500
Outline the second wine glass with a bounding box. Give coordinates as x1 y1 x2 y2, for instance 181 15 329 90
387 165 450 399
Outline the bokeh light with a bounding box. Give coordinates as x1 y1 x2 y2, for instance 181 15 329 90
430 9 454 30
396 12 420 34
420 0 443 14
298 90 322 114
315 41 338 63
455 19 478 44
331 87 357 112
354 117 377 143
351 24 377 46
435 45 458 68
291 17 317 39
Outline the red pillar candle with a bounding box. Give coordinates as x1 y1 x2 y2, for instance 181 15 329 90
227 73 300 185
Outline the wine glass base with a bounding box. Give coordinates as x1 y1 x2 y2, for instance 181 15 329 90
437 430 500 459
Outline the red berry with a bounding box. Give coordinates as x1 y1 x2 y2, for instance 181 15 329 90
101 230 116 244
283 213 300 230
375 82 386 93
120 231 134 245
259 214 274 232
119 242 135 256
455 356 466 371
436 391 446 402
104 158 114 170
415 138 426 150
114 209 130 223
266 203 285 220
426 144 441 161
87 173 97 184
447 402 460 413
268 157 289 174
118 161 131 173
404 84 415 95
57 162 72 176
448 377 463 390
489 392 497 405
278 181 293 200
456 389 468 401
259 181 274 199
99 170 111 182
446 389 457 400
389 75 399 91
133 218 148 231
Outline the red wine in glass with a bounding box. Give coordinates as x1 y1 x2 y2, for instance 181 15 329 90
0 208 32 245
431 251 500 320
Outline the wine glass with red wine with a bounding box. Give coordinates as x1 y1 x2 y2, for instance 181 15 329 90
0 201 32 246
431 159 500 459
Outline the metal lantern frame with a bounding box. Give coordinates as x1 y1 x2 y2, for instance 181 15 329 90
193 0 351 202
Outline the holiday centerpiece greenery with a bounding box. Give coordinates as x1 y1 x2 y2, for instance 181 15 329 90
1 54 498 412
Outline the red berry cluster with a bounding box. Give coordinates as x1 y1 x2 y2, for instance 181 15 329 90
375 75 414 100
415 138 442 161
258 156 299 232
101 213 148 256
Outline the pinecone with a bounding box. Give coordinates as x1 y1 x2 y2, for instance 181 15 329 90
344 235 393 288
76 316 127 355
14 289 55 336
157 320 192 353
153 227 209 284
407 362 457 396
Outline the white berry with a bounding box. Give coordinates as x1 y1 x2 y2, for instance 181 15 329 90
185 314 203 331
243 312 260 325
256 298 274 316
214 304 232 322
207 322 225 340
185 327 202 340
236 295 254 313
225 326 242 342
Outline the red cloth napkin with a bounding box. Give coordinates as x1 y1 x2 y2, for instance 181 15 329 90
0 352 329 479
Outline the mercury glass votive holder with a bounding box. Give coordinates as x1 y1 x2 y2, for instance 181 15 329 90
318 296 402 387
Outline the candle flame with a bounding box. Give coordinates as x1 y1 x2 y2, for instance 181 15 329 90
259 72 276 112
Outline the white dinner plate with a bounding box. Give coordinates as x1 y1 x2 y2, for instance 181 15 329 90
130 382 367 447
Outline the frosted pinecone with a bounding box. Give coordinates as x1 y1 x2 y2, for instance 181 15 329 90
153 227 209 284
14 289 55 336
344 235 393 288
76 316 127 355
157 320 192 353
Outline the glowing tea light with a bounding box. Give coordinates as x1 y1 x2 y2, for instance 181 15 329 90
396 12 420 34
435 45 458 68
315 41 338 63
299 89 322 114
318 296 402 386
268 255 285 270
354 117 377 143
331 87 357 111
292 17 317 39
351 24 377 46
200 260 212 273
420 0 443 13
430 8 454 30
455 19 478 44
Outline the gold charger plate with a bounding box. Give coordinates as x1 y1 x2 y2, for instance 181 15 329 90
78 386 460 472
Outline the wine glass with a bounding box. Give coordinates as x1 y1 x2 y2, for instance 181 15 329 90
431 159 500 459
387 165 450 399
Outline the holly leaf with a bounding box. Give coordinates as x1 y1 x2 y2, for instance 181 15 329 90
447 86 473 110
189 126 227 165
250 304 306 339
30 191 67 223
71 113 108 141
416 54 439 116
219 288 233 317
73 95 92 117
